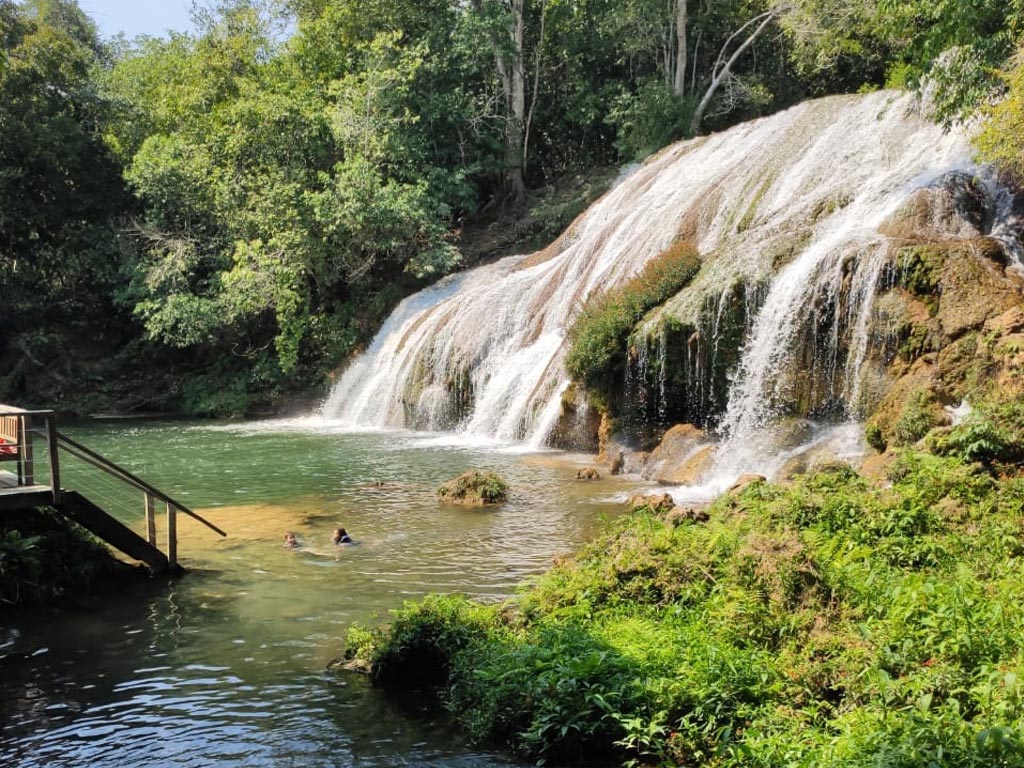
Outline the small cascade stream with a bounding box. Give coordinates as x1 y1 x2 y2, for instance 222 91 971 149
322 91 1006 488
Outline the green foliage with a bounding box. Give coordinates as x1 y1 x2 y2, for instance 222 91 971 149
893 388 941 446
896 246 943 317
877 0 1024 123
0 508 125 605
606 79 691 161
566 241 700 397
929 400 1024 465
0 0 133 403
358 594 503 687
976 47 1024 177
356 450 1024 766
865 421 887 452
437 470 509 505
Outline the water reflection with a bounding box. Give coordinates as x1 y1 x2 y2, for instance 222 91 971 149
0 421 639 767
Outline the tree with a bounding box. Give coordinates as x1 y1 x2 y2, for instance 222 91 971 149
976 47 1024 178
690 5 785 134
877 0 1024 121
673 0 687 96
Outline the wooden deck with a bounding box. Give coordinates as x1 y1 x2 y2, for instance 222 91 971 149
0 469 52 511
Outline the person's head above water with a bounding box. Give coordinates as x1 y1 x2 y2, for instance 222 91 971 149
331 527 352 545
284 532 298 548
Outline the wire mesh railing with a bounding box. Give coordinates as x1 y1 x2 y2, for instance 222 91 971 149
1 405 225 570
55 432 226 568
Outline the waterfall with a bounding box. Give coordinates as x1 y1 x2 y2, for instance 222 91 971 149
321 91 979 460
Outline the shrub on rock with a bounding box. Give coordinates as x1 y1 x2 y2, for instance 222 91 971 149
437 471 509 505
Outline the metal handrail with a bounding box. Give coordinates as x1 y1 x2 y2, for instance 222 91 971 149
56 432 226 538
0 407 55 417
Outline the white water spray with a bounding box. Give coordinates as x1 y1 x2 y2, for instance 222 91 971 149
322 92 981 476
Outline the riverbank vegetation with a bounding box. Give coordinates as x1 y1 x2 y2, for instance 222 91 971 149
0 508 138 607
2 0 1023 416
346 405 1024 765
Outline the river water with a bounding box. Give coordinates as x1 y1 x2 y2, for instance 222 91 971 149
0 419 640 767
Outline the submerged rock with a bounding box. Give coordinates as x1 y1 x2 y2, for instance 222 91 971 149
437 471 509 506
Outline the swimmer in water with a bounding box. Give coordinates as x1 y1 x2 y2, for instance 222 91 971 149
283 532 299 549
331 527 356 546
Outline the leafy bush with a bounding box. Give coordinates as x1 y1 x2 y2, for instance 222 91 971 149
565 240 700 396
893 389 941 446
929 400 1024 465
352 594 503 687
865 421 887 452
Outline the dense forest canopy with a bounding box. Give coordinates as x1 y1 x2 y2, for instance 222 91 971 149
1 0 1023 415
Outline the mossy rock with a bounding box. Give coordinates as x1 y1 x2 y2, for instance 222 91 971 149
437 471 509 506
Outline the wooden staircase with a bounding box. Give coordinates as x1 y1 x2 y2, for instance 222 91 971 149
0 405 225 574
59 491 180 575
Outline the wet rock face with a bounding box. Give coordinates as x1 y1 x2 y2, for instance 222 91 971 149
862 233 1023 452
644 423 705 478
548 384 602 451
878 172 994 242
621 281 756 437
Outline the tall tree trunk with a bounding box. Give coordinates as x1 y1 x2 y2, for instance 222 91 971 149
673 0 687 97
507 0 527 203
522 0 546 196
471 0 527 204
690 9 778 135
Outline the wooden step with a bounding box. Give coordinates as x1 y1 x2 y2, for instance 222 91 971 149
58 491 183 576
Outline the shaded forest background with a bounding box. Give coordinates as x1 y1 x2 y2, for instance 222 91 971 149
1 0 1022 416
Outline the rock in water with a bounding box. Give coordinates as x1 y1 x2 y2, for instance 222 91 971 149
437 471 509 506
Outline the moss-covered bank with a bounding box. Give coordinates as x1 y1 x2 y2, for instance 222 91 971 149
344 403 1024 767
0 508 143 608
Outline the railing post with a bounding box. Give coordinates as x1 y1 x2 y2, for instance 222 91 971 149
166 502 177 569
46 415 61 504
145 492 156 546
21 414 34 486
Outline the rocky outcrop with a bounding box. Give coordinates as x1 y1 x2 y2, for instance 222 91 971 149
643 423 708 483
627 493 675 513
663 505 710 525
878 171 993 242
861 175 1023 453
727 474 766 495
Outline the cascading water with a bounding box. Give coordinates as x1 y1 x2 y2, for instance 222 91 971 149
322 91 992 476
